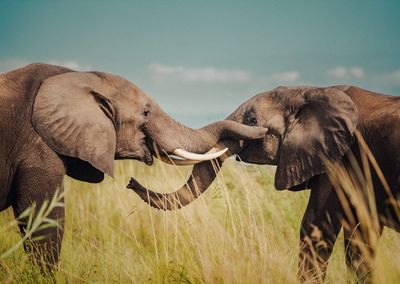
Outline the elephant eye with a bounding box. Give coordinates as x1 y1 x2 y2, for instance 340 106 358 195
247 116 257 126
143 110 150 117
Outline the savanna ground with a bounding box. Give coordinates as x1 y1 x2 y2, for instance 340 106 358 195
0 159 399 283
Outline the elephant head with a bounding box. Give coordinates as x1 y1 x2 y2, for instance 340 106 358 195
31 63 267 183
128 86 358 209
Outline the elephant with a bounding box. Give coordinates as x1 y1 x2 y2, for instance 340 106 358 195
0 63 267 270
129 85 400 282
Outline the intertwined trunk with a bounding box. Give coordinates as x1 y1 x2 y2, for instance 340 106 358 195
146 106 264 154
127 139 244 210
129 100 265 209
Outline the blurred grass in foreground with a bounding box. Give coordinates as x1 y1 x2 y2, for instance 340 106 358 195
0 159 399 283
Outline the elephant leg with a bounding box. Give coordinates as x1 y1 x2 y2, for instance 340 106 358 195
11 146 65 271
343 220 382 282
14 201 65 272
299 175 343 283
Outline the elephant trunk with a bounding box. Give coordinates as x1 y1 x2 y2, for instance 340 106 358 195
127 139 243 210
146 105 266 155
127 159 222 210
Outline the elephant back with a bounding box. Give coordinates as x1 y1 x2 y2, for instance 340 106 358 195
2 63 72 104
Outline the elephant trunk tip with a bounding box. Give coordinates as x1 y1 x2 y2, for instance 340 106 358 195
127 177 141 191
127 177 183 211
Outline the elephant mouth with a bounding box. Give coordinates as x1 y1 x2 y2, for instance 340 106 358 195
235 139 251 161
115 142 154 166
137 140 154 166
235 139 273 164
142 144 154 165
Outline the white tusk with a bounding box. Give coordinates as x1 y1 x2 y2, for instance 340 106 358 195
169 154 188 161
169 148 223 160
172 148 228 161
158 153 200 165
160 156 202 166
157 147 228 165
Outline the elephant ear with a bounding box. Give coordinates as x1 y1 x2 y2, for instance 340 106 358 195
274 87 357 190
32 72 117 177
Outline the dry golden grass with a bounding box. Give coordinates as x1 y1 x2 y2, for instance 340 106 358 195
0 158 399 283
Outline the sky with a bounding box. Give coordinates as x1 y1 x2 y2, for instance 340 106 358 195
1 0 400 127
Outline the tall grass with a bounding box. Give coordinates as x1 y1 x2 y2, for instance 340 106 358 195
0 158 399 283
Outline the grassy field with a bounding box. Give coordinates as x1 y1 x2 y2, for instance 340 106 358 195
0 159 399 283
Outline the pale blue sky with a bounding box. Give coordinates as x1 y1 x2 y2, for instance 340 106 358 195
1 1 399 127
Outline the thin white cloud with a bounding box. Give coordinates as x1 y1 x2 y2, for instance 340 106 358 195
0 58 91 73
327 66 348 79
349 67 364 78
377 69 400 87
389 69 400 82
263 71 300 83
148 63 302 87
327 66 365 79
148 63 252 84
46 60 91 71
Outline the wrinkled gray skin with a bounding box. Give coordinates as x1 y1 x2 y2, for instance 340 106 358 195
131 85 400 282
0 63 266 270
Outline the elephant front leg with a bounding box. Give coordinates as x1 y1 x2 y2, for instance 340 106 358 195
16 204 65 271
298 176 343 283
343 220 382 282
11 148 66 272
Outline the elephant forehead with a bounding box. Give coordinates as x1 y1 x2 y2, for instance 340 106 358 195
96 74 149 103
116 97 152 118
252 98 284 118
112 86 153 111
